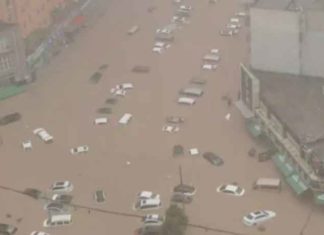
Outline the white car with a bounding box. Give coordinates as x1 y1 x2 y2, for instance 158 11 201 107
143 214 164 226
172 15 190 24
210 48 219 55
110 88 126 97
162 125 180 133
202 64 218 70
50 181 73 193
216 184 245 196
70 145 89 155
94 117 108 125
235 12 247 17
30 232 50 235
137 191 160 200
33 128 53 143
152 47 164 54
243 210 276 226
179 5 192 11
227 23 241 29
154 41 171 49
117 83 134 90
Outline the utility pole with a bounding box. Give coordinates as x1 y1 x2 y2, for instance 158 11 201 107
179 165 183 185
299 204 315 235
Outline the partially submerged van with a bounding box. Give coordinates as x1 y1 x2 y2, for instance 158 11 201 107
253 178 281 191
179 88 204 97
43 214 72 227
177 97 196 105
119 113 133 124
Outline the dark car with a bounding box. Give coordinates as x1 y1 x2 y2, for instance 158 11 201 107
44 202 67 213
203 152 224 166
0 113 21 126
0 223 17 235
132 65 150 73
171 193 193 203
97 107 112 114
173 184 196 196
23 188 44 200
258 149 277 162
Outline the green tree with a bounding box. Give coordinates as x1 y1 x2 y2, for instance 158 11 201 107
162 204 188 235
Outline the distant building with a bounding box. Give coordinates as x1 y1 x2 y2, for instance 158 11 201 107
0 21 28 85
248 0 324 78
0 0 67 38
237 0 324 204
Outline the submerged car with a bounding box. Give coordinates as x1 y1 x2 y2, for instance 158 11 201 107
52 194 73 204
142 214 164 226
243 210 276 226
70 145 89 155
0 112 21 126
203 152 224 166
44 202 67 213
216 184 245 196
94 190 106 203
166 116 184 124
33 128 53 143
202 64 218 70
137 191 160 200
162 125 180 133
30 232 50 235
0 224 17 235
171 193 193 203
173 184 196 196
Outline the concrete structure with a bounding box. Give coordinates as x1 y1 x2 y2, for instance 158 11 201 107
238 64 324 202
301 11 324 78
0 21 28 85
248 0 324 78
0 0 67 38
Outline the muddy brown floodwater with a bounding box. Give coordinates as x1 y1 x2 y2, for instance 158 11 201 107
0 0 323 235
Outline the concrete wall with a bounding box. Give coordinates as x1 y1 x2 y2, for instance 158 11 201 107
301 12 324 78
250 8 301 75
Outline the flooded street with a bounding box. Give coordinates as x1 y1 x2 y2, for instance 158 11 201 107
0 0 323 234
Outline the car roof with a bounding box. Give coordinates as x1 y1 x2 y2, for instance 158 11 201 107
139 191 153 197
224 184 238 192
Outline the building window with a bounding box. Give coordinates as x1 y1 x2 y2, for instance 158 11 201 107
0 38 8 53
0 56 12 72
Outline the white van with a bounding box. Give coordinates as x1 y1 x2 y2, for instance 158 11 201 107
253 178 281 191
43 214 72 227
119 113 133 124
137 198 162 210
178 97 196 105
180 88 204 97
94 117 108 125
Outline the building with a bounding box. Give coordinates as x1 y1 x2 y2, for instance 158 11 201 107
0 21 28 85
0 0 67 38
248 0 324 77
237 0 324 204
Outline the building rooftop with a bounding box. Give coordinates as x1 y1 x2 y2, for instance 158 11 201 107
252 69 324 146
254 0 324 10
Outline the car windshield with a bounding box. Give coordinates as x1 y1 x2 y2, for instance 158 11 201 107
235 187 243 194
